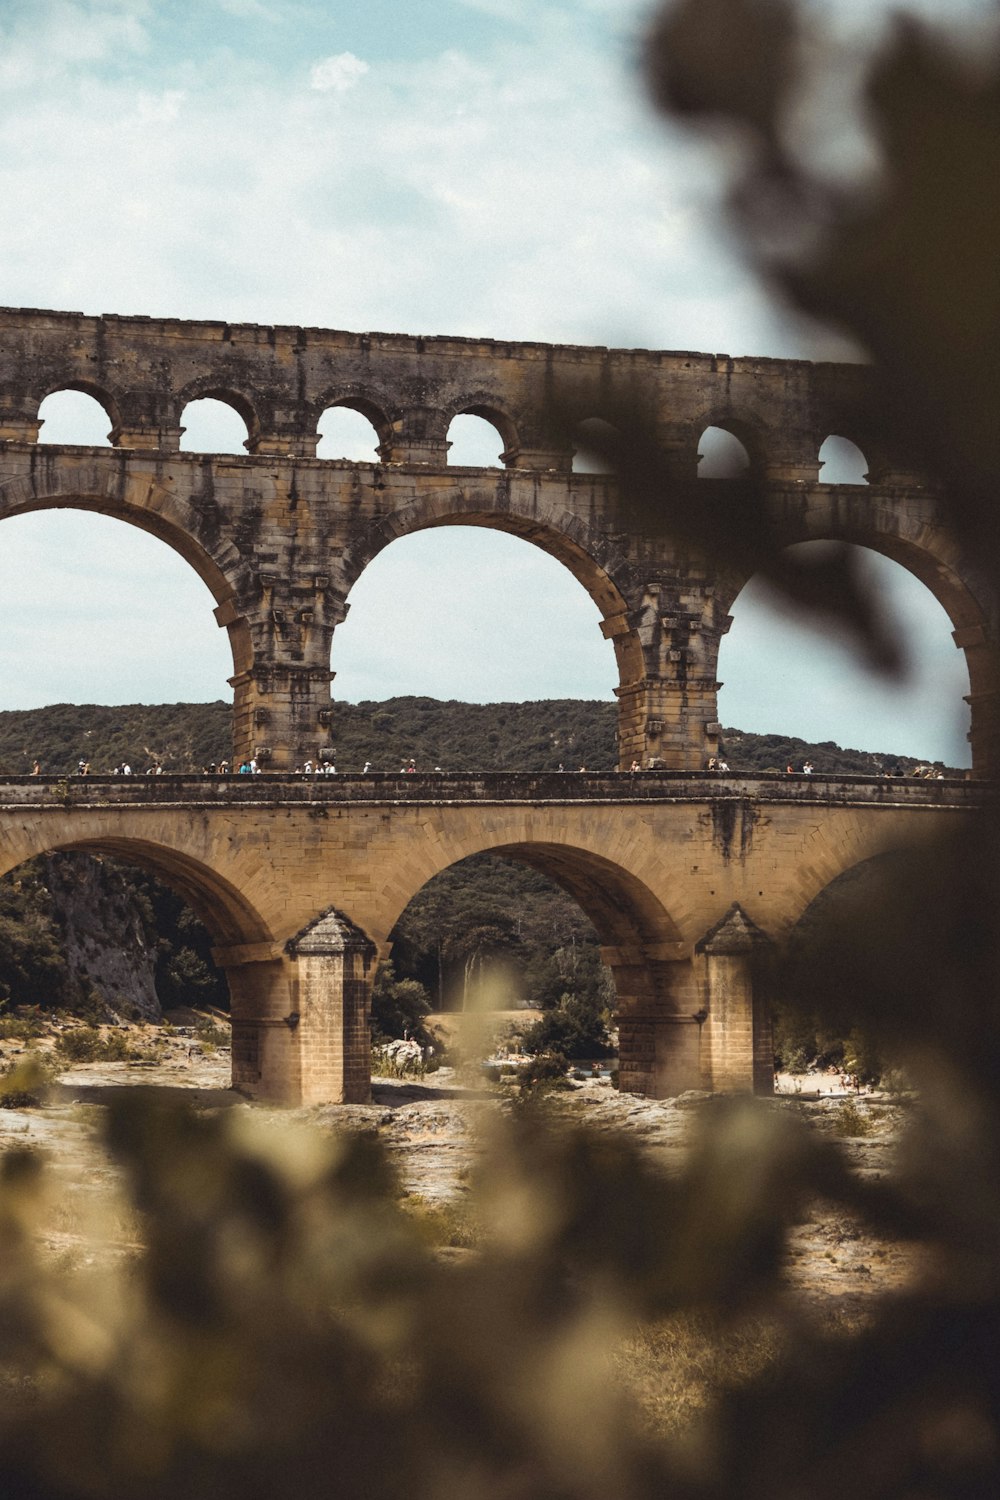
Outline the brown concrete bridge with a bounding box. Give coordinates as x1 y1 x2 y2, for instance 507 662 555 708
0 307 995 1103
0 772 983 1103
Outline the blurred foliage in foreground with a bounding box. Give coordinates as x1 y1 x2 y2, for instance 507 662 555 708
4 2 1000 1496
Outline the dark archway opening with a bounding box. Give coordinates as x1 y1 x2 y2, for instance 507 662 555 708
376 852 617 1066
0 850 229 1028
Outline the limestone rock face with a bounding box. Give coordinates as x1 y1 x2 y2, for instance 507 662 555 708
44 853 161 1021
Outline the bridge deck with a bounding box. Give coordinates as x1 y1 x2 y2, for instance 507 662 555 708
0 771 986 810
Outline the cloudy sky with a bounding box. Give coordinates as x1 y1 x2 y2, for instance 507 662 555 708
0 0 986 763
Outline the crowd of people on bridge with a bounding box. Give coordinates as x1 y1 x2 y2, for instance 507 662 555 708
22 751 956 778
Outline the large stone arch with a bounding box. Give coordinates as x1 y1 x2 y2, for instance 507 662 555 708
0 460 256 759
0 823 309 1102
343 483 645 757
714 500 995 770
371 821 699 1098
0 828 271 947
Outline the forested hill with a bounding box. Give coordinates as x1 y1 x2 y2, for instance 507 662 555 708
0 697 959 777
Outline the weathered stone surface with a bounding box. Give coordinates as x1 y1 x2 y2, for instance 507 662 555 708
1 306 996 774
1 307 995 1107
0 773 986 1105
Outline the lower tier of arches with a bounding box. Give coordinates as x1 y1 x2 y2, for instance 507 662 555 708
0 787 980 1103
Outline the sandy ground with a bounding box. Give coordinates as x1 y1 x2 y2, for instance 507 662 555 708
0 1019 919 1305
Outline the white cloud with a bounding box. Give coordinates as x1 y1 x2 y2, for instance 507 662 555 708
217 0 278 18
309 52 369 93
0 0 965 754
0 1 150 90
134 89 186 126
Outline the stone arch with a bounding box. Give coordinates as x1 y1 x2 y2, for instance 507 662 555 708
375 830 694 1097
715 514 993 769
0 831 273 948
444 396 519 465
346 486 644 722
313 390 394 459
571 417 620 474
818 433 870 483
35 380 124 444
0 465 255 754
0 827 300 1100
176 379 261 451
692 408 769 474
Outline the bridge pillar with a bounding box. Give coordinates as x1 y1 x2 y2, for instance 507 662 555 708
606 944 704 1098
380 407 450 465
230 664 335 771
965 684 1000 776
215 944 302 1105
620 582 730 768
216 912 376 1105
695 905 773 1095
286 909 377 1104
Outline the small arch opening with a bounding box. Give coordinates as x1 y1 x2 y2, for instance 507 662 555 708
37 389 113 447
317 405 382 462
446 413 505 468
819 435 869 484
179 398 250 455
572 418 619 475
697 425 751 478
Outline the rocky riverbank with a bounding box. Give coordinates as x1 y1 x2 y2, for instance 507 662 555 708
0 1015 918 1312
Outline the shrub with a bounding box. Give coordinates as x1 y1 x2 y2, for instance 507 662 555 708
0 1012 44 1042
833 1100 874 1139
0 1052 55 1108
55 1027 131 1063
518 1049 570 1094
195 1021 231 1050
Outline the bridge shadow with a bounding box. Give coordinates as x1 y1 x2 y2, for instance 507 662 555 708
51 1079 243 1110
371 1078 495 1105
50 1077 493 1110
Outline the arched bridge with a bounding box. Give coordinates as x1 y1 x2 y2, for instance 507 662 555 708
1 306 997 774
0 772 983 1104
1 307 995 1104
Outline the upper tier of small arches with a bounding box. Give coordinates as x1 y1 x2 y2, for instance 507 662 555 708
34 388 877 484
0 305 922 485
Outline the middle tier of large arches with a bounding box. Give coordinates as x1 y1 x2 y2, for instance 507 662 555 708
0 443 993 771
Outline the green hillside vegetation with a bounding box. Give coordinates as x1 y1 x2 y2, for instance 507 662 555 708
0 697 960 776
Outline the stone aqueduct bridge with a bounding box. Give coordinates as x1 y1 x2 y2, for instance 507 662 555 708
0 773 983 1103
1 306 998 773
0 307 995 1103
